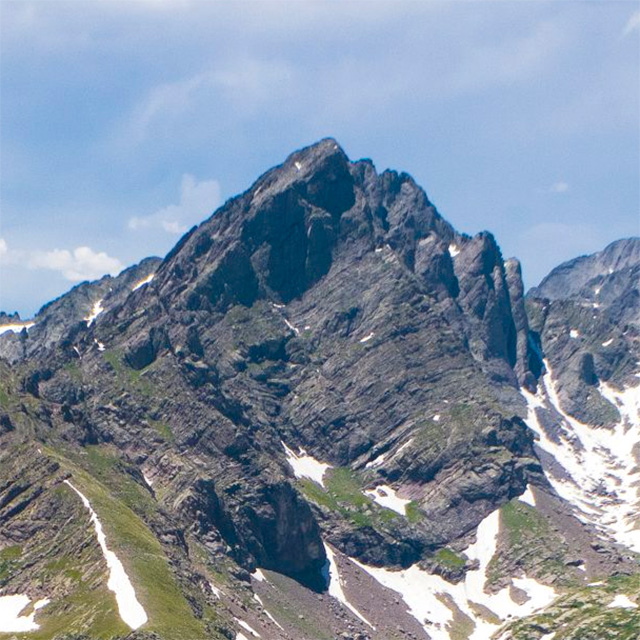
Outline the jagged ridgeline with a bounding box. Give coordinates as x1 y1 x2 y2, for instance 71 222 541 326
0 139 638 640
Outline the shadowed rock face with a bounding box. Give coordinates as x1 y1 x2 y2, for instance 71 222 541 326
1 140 636 639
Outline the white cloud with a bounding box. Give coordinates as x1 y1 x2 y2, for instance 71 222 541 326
128 173 220 234
28 246 123 282
549 181 569 193
622 10 640 37
2 237 122 282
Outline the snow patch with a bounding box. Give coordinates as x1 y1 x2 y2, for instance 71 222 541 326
235 618 260 637
85 300 104 327
521 362 640 553
365 452 386 469
94 339 106 351
252 569 266 582
602 338 613 347
282 442 331 487
0 322 35 336
294 161 302 171
519 485 536 507
569 329 579 338
64 481 148 629
433 414 440 422
209 582 222 599
323 543 374 628
364 484 411 515
283 318 299 335
353 507 556 640
448 244 460 257
142 472 153 488
131 273 155 291
607 594 637 609
0 595 50 632
359 332 375 343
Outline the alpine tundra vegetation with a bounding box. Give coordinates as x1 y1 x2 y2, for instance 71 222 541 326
0 140 639 640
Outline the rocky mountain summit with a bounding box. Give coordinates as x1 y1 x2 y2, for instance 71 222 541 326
0 140 638 640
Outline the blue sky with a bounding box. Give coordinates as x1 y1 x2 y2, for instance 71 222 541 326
1 0 638 317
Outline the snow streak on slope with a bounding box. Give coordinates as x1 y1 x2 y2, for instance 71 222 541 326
131 273 155 291
64 481 148 629
322 543 374 628
521 361 640 553
0 594 50 632
84 300 104 327
353 508 556 640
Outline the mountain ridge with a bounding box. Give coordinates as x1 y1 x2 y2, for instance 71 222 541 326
0 139 638 640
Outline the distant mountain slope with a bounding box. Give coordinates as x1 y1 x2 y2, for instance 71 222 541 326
529 237 640 303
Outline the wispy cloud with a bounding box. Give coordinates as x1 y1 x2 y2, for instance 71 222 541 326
122 59 293 145
128 174 220 234
622 10 640 37
549 181 569 193
1 238 123 282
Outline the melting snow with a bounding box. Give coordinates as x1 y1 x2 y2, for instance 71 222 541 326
0 595 50 632
448 244 460 257
323 543 374 628
209 582 222 599
365 452 386 469
64 480 148 629
235 618 260 637
353 507 556 640
0 322 35 336
364 484 411 515
359 332 375 343
521 362 640 553
283 318 299 335
252 569 267 582
94 339 106 351
131 273 155 292
142 472 153 488
85 300 104 327
569 329 579 339
282 442 331 487
607 594 637 609
253 594 283 629
519 485 536 507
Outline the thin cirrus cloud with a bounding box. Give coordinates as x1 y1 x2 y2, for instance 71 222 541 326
0 238 123 282
128 174 221 235
549 181 569 194
622 10 640 37
121 59 294 146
